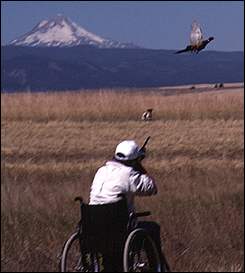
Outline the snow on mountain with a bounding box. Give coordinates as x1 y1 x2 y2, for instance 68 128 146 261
9 14 139 48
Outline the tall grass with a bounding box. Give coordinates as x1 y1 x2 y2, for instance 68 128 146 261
2 88 244 122
1 87 244 272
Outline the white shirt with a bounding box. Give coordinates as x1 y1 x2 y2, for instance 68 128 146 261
89 160 157 212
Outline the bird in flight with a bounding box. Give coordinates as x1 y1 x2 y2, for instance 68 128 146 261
175 21 214 54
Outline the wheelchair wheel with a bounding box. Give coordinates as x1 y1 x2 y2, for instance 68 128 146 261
60 232 100 272
123 228 162 272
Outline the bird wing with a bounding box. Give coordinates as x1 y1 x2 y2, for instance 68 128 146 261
190 21 203 46
174 45 192 54
175 48 188 54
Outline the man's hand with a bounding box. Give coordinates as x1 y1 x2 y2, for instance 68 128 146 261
138 147 146 161
133 160 147 174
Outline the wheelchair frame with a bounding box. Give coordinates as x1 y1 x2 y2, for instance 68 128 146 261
59 197 169 272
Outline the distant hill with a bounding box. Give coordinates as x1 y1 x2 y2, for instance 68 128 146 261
1 45 244 92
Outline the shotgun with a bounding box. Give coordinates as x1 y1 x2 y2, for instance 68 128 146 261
140 136 151 152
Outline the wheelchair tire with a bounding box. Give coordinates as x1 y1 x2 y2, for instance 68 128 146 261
123 228 162 272
60 232 100 272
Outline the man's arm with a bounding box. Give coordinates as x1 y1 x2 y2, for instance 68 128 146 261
129 170 158 196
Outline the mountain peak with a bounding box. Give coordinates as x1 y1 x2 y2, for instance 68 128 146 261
9 15 140 49
50 14 72 25
55 13 67 19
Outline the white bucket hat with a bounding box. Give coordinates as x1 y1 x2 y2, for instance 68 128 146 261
114 140 145 161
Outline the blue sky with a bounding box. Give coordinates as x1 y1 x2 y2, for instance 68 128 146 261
1 1 244 51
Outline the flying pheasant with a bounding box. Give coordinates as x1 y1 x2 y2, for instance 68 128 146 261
175 21 214 54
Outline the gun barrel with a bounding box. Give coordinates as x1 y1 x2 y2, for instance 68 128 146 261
141 136 151 150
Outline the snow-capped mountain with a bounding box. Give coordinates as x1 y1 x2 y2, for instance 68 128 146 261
9 14 140 48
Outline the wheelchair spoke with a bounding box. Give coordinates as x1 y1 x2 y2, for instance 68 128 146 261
124 229 162 272
74 257 82 271
60 232 101 272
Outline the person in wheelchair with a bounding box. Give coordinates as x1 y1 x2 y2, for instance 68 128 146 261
89 139 166 271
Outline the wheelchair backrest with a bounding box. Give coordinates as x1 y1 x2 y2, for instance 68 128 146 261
81 199 129 242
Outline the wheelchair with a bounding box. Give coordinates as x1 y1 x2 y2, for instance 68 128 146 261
59 196 170 272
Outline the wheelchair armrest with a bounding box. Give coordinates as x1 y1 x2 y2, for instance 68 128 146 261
135 211 151 218
74 196 84 204
127 211 151 230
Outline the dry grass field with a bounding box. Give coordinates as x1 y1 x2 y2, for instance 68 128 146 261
1 85 244 272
